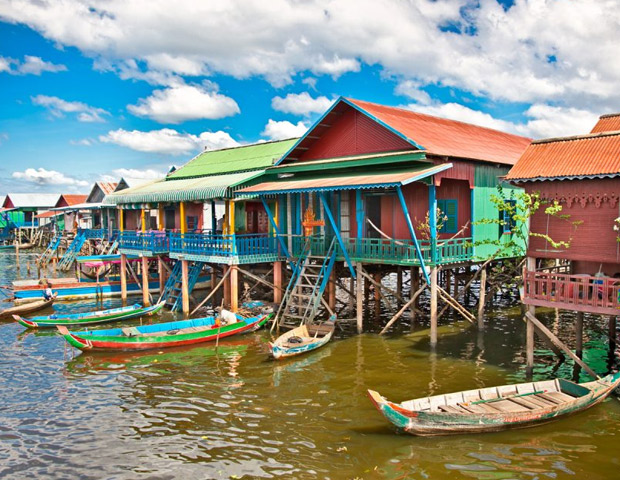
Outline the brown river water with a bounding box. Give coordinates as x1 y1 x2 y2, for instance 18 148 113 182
1 250 619 479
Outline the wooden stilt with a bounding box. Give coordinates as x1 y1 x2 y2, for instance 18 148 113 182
430 266 438 346
191 267 231 315
396 266 403 296
141 256 150 307
576 312 584 358
273 260 283 304
526 306 535 375
230 265 238 312
349 276 355 313
610 316 617 352
380 283 427 335
410 267 419 321
157 256 166 297
525 311 599 380
223 266 231 307
325 269 334 311
120 253 127 302
181 259 190 316
356 262 363 334
477 267 487 329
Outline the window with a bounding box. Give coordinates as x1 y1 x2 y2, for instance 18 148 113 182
501 200 517 234
437 199 458 234
187 215 199 230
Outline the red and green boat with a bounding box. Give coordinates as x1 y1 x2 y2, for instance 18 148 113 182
13 301 165 329
368 373 620 436
58 312 271 351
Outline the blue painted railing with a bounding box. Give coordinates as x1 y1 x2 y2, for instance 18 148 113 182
169 232 280 258
119 231 170 253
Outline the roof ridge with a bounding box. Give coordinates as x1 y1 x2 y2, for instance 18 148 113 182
345 97 532 141
599 112 620 119
532 129 620 145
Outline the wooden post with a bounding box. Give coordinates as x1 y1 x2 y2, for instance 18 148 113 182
374 272 381 317
328 270 336 311
396 266 403 294
141 256 150 306
410 266 419 321
356 262 363 334
576 312 584 358
181 259 190 315
223 265 231 307
610 316 617 352
477 267 487 329
525 256 536 374
158 256 166 296
430 266 438 346
349 276 355 313
120 253 128 302
230 265 238 312
273 261 283 304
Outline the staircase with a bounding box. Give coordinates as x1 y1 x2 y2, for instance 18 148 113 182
160 260 205 311
58 230 87 271
274 237 337 329
38 235 63 267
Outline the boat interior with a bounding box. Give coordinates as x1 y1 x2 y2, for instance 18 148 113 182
401 379 591 414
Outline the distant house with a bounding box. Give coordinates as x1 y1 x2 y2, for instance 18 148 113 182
506 112 620 316
1 193 61 228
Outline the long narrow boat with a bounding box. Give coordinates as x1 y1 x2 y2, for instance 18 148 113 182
0 297 55 319
0 244 15 251
11 275 211 303
269 316 336 360
368 373 620 436
13 301 165 328
58 312 271 351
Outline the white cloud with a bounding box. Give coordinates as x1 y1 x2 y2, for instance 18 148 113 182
2 0 620 111
70 138 93 146
100 167 167 186
395 80 432 105
12 167 88 186
261 119 307 141
99 128 240 155
0 55 66 75
271 92 333 116
127 83 239 124
32 95 109 122
0 132 9 145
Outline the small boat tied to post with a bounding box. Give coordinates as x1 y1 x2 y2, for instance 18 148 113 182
269 315 336 360
368 373 620 436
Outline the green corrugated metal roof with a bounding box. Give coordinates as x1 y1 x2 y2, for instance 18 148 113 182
105 170 265 204
167 138 298 179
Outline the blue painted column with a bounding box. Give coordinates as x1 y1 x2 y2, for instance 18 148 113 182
396 186 430 285
355 190 363 240
428 183 438 264
470 187 475 258
319 192 356 279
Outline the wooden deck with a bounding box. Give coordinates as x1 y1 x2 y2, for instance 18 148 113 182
523 269 620 315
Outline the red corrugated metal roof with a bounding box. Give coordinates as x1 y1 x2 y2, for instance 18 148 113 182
346 98 532 165
237 164 451 195
590 113 620 133
59 194 88 206
97 182 118 195
34 210 61 219
506 131 620 181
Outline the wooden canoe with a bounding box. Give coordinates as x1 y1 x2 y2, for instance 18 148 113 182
13 301 165 328
269 316 335 360
58 312 271 351
0 296 55 319
368 372 620 436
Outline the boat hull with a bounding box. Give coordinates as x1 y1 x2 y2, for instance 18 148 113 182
368 373 620 436
59 313 270 351
270 321 335 360
14 302 165 328
0 297 55 319
12 277 210 303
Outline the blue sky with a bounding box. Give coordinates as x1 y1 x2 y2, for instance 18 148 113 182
0 0 617 194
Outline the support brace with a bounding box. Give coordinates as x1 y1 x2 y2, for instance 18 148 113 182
318 192 356 279
260 197 290 259
396 186 430 284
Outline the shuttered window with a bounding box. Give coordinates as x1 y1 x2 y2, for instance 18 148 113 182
438 199 458 234
501 199 517 234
